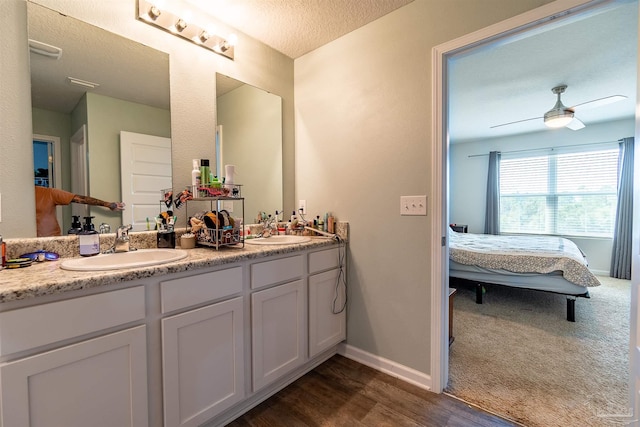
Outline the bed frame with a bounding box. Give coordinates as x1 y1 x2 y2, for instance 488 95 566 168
449 267 591 322
448 232 599 322
451 277 590 322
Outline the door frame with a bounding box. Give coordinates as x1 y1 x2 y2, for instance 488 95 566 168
33 134 62 229
430 0 628 392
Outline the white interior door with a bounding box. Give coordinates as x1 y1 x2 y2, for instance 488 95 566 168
70 126 89 219
120 131 172 231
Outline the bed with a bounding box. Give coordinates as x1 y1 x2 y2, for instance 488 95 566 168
448 230 601 322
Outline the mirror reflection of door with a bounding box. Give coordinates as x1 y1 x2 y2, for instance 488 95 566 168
70 125 89 220
33 135 63 230
120 131 172 232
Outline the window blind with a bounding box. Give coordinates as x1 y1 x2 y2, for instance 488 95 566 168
500 148 618 237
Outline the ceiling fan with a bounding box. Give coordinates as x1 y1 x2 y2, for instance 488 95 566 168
491 85 627 131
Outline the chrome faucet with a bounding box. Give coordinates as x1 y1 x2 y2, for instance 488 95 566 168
105 224 135 253
259 210 281 238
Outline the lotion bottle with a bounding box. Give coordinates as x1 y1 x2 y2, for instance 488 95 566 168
191 159 201 187
79 216 100 257
67 215 83 234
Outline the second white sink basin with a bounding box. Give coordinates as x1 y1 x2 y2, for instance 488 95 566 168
245 235 311 245
60 249 188 271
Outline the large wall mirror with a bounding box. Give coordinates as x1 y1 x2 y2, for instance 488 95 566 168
28 2 171 236
216 73 283 222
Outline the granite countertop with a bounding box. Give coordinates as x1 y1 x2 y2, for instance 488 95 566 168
0 238 340 304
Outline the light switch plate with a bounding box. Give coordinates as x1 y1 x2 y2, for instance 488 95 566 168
400 195 427 216
299 199 306 214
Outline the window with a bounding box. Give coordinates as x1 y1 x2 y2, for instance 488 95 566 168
500 148 618 237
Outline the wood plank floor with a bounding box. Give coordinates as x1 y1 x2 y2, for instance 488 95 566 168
228 355 518 426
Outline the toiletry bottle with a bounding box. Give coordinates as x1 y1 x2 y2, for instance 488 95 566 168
67 215 82 234
323 213 329 232
200 159 210 186
79 216 100 257
0 235 5 268
191 159 201 187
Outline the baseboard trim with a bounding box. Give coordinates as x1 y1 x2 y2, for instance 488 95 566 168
337 343 432 391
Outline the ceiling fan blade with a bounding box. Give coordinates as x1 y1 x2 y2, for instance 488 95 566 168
566 117 585 130
490 116 542 129
570 95 627 111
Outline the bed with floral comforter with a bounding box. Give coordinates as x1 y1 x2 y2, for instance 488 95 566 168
448 231 601 321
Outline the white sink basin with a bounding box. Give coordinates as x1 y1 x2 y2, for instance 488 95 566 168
245 235 311 245
60 249 188 271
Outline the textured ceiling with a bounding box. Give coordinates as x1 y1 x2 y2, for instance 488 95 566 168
182 0 415 59
448 1 637 142
29 0 636 143
28 3 170 114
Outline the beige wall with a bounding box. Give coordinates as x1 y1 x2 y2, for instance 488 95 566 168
85 93 171 228
218 84 283 220
0 0 34 236
0 0 294 238
294 0 554 373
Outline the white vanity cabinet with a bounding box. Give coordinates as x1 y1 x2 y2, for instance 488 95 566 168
160 267 244 427
250 255 305 391
0 287 148 427
308 247 347 358
0 241 347 427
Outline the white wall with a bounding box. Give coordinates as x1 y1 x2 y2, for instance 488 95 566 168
295 0 555 374
450 118 634 273
0 0 294 238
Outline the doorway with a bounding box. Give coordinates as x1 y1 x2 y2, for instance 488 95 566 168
33 134 63 230
431 0 638 418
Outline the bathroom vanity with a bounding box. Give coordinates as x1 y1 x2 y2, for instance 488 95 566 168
0 237 346 427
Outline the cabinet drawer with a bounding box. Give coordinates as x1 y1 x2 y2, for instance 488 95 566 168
0 286 145 357
250 255 303 290
161 267 242 313
309 247 341 274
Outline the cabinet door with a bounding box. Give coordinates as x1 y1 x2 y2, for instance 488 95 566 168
162 297 244 427
251 280 305 391
309 269 346 357
0 326 148 427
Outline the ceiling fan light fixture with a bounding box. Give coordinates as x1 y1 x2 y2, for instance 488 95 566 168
543 85 574 128
544 108 574 128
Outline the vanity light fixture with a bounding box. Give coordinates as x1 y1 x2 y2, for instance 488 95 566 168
136 0 236 60
147 5 161 20
173 18 188 33
197 30 210 44
215 33 237 53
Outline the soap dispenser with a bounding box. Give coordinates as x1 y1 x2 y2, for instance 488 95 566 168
78 216 100 257
67 215 83 234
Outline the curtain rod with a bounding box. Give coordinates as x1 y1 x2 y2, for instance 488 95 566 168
467 139 622 158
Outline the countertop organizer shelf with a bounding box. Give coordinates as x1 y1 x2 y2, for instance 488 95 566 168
186 184 244 250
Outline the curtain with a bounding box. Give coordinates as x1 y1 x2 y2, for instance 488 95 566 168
484 151 501 235
610 137 634 279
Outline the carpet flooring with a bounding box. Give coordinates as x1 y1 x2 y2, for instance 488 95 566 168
446 275 631 427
